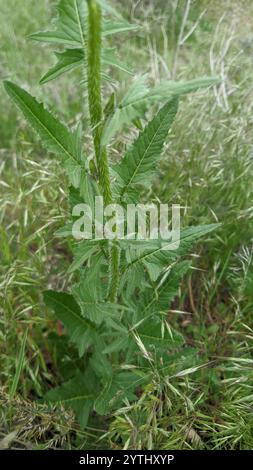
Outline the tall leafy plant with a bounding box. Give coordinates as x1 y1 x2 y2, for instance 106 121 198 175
4 0 219 427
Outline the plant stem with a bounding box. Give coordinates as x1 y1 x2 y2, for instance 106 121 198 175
87 0 112 206
109 244 120 302
87 0 119 300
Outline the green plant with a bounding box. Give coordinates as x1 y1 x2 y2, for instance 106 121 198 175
4 0 220 428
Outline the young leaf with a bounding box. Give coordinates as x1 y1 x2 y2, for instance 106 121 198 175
103 19 139 36
44 291 98 357
101 75 150 146
33 0 135 87
147 77 220 103
71 252 115 326
114 99 178 200
102 48 132 75
101 76 220 145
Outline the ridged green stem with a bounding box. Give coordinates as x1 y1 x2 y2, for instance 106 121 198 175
87 0 119 300
87 0 112 206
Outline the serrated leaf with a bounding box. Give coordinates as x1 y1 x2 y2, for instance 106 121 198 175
72 281 118 325
44 291 98 357
101 76 219 145
4 81 80 165
114 99 178 200
103 19 139 36
71 252 119 325
89 350 113 379
136 317 184 353
40 49 84 85
3 81 78 162
101 75 149 146
29 0 87 47
141 261 191 315
40 47 131 85
30 0 137 47
121 224 220 285
94 371 142 415
68 242 99 273
102 48 132 74
148 76 220 102
45 370 95 428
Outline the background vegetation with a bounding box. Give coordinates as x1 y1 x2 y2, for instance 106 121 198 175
0 0 252 450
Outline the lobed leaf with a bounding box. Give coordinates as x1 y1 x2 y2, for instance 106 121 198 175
29 0 87 47
72 282 119 325
45 370 95 428
40 47 131 85
68 241 100 273
40 49 84 85
94 371 143 415
121 224 220 287
44 291 98 357
30 0 137 47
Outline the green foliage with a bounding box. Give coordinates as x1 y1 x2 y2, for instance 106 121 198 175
29 0 87 47
40 49 84 85
114 99 179 201
45 370 96 428
120 224 218 289
101 76 220 146
3 81 84 190
29 0 137 47
30 0 135 89
4 0 219 429
44 291 98 357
